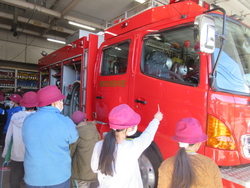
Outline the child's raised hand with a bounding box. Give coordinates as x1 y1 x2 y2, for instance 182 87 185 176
154 111 163 121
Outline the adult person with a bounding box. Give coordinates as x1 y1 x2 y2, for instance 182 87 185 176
157 117 223 188
22 85 79 188
0 95 7 145
2 91 38 188
91 104 163 188
71 111 100 188
1 94 22 150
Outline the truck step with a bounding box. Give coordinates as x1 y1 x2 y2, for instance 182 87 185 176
221 166 250 187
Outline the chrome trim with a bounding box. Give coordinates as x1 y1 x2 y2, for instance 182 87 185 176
96 121 108 125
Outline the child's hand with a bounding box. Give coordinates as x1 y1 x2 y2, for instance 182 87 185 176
154 111 163 121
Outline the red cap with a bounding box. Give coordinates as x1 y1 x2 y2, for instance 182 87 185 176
37 85 65 107
109 104 141 129
71 111 86 124
0 91 4 96
172 117 208 144
9 94 22 104
20 91 38 107
0 95 5 102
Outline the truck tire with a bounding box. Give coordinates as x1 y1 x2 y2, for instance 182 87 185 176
139 146 163 188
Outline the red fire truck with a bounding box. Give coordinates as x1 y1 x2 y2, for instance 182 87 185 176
38 0 250 187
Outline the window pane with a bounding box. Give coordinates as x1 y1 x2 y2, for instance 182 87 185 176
213 16 250 94
141 26 200 85
101 42 129 76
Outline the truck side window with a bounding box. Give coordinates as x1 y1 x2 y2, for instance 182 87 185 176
141 26 200 85
101 42 129 76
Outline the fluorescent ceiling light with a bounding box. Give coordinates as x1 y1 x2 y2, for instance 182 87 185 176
68 21 96 31
135 0 145 3
47 38 66 44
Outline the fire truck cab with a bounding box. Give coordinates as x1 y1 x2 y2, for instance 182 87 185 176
38 0 250 187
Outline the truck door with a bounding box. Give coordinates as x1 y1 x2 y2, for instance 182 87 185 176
133 26 209 157
94 39 133 128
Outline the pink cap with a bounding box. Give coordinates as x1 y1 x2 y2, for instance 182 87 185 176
109 104 141 129
71 111 86 124
20 91 39 107
9 94 22 104
0 95 5 102
37 85 65 107
172 117 208 144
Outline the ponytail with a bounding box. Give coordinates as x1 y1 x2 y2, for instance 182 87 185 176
170 146 196 188
98 129 124 176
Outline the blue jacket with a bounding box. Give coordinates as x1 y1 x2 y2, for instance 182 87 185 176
22 106 79 186
2 106 22 133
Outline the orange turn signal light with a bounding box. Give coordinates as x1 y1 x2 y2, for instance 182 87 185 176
207 115 236 150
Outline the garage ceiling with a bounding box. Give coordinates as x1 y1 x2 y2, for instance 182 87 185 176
0 0 250 42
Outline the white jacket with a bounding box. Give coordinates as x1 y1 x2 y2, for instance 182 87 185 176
2 111 35 161
91 118 159 188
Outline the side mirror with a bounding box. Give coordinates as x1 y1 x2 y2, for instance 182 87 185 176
194 14 215 54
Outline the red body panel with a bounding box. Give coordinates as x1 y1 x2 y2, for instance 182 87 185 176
105 1 207 40
222 178 245 188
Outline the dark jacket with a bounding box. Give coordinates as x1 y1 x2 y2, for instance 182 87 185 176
0 103 7 125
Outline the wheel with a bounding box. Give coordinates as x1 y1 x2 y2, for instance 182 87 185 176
139 146 163 188
69 82 80 116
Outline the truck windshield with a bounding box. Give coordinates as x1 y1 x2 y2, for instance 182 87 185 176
213 15 250 94
141 25 200 85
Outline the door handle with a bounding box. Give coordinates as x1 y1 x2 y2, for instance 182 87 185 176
96 95 103 99
135 99 147 104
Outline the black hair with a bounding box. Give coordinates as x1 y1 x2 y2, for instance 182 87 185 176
98 129 124 176
25 107 37 111
170 145 196 188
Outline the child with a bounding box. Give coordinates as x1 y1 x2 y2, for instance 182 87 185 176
1 94 22 150
22 85 78 187
157 117 223 188
71 111 100 188
91 104 163 188
2 91 38 188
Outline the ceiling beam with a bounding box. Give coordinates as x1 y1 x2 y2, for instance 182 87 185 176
61 0 82 18
42 0 83 36
1 0 104 30
0 23 66 41
0 12 75 34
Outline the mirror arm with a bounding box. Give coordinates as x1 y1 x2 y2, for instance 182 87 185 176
204 8 227 88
